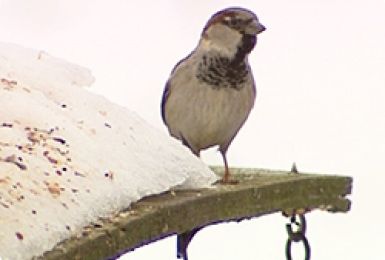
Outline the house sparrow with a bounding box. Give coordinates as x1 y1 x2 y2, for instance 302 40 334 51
161 7 265 184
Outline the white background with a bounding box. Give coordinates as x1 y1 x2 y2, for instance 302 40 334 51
1 0 385 259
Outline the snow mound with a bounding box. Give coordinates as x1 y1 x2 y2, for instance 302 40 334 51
0 42 218 260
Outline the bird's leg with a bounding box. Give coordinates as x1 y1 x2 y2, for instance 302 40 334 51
222 152 230 182
218 151 239 184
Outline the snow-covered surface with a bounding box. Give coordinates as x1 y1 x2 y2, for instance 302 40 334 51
0 42 218 260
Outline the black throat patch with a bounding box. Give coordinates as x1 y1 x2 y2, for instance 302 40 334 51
196 55 249 90
196 34 255 90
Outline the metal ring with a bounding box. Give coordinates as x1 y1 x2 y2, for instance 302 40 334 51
285 233 311 260
286 215 307 241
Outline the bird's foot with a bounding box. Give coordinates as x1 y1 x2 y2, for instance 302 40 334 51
215 178 239 185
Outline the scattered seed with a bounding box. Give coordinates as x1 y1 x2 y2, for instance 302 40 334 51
47 182 61 197
0 202 9 208
47 157 58 164
1 122 13 128
16 232 23 240
3 155 27 170
104 171 114 180
74 171 85 177
92 222 103 228
52 137 66 145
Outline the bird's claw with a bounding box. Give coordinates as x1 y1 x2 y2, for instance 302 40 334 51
215 178 239 185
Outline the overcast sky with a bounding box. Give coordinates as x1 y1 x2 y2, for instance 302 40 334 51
1 0 385 259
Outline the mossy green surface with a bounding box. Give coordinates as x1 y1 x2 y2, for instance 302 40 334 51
40 167 352 260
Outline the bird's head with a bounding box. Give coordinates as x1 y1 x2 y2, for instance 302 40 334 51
200 7 265 60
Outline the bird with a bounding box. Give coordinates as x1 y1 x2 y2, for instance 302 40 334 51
161 7 265 184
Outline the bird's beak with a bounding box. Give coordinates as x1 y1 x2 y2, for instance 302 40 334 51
245 19 266 35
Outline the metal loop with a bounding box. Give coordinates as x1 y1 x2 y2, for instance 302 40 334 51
286 234 311 260
177 227 203 260
286 215 307 241
285 214 311 260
